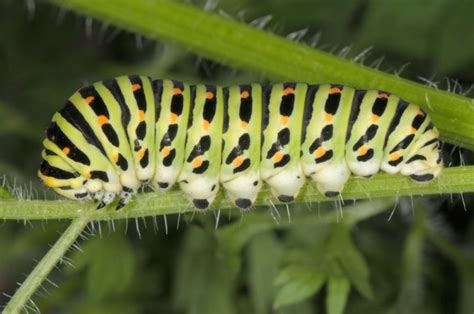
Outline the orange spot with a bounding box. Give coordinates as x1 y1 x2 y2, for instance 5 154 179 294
45 177 55 187
241 121 249 129
137 149 145 159
280 115 289 125
378 93 389 99
283 87 295 96
329 87 341 94
192 157 203 168
84 171 92 179
232 156 244 168
203 120 210 131
358 145 368 155
112 153 119 162
390 152 400 161
314 147 326 158
241 91 250 99
138 110 145 122
324 113 333 123
170 113 178 124
272 151 284 163
62 147 70 155
132 84 142 91
411 127 417 134
206 91 214 100
84 96 95 104
172 88 183 95
162 146 171 158
370 114 380 123
97 115 109 126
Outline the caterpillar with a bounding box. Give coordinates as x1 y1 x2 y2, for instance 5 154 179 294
38 75 443 210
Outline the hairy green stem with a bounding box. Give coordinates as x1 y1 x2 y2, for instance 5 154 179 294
3 217 90 313
47 0 474 149
0 166 472 221
1 198 390 313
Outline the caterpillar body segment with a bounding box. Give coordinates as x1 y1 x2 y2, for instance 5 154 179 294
178 84 224 209
345 90 399 177
151 80 191 192
260 83 307 202
38 75 443 210
301 84 355 196
220 84 263 209
110 76 156 183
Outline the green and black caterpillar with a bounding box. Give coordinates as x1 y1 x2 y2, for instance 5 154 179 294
38 75 443 210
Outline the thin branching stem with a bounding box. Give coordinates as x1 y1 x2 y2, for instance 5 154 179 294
3 217 90 313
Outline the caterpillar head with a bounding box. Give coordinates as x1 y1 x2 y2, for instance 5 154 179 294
38 158 90 200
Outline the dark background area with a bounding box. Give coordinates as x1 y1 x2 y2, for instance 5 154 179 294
0 0 473 313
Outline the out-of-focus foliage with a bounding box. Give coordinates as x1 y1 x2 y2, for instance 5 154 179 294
0 0 473 313
217 0 474 80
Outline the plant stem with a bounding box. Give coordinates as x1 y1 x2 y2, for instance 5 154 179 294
3 217 90 313
48 0 474 149
1 200 391 313
0 166 472 221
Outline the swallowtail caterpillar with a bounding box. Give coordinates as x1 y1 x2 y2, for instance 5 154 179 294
38 75 443 210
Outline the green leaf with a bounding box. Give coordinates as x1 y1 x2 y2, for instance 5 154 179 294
218 213 279 253
217 212 280 274
274 265 326 308
246 231 282 314
329 224 373 299
396 207 426 312
326 276 351 314
277 300 315 314
457 259 474 314
172 226 236 314
427 229 474 314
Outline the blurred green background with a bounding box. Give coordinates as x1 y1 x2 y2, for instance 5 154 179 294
0 0 473 313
